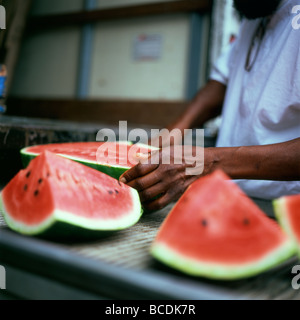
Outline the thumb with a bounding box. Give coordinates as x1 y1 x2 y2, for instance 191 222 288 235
132 151 152 164
131 149 159 165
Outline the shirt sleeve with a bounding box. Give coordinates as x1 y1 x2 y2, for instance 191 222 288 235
209 41 236 86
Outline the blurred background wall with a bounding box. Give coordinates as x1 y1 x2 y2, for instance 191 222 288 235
1 0 240 126
11 0 202 100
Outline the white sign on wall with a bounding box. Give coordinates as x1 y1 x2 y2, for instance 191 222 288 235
133 34 163 61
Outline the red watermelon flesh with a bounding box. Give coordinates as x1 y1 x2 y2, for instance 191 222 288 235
151 170 296 280
20 142 156 180
273 194 300 257
0 151 142 235
22 142 133 166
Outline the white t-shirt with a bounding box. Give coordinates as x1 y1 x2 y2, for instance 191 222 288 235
210 0 300 199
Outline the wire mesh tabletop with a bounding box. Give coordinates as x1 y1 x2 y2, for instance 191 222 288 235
1 200 300 300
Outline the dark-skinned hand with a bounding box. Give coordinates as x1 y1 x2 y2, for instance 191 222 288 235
119 145 204 212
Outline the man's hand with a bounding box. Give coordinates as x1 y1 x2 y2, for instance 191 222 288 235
119 138 300 212
119 146 204 212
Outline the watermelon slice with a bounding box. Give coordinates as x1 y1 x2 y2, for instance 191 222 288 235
150 170 296 280
0 151 142 236
273 194 300 258
20 141 156 180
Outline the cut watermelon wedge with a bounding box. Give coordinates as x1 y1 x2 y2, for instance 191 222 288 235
20 141 158 180
0 151 143 236
273 194 300 258
151 170 296 280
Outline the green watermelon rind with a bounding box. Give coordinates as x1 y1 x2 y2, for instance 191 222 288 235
0 188 143 236
273 197 300 258
150 239 296 280
20 150 130 180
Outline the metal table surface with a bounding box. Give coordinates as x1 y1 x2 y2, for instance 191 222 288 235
0 198 299 300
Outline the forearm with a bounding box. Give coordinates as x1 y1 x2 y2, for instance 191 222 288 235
169 80 226 132
205 138 300 181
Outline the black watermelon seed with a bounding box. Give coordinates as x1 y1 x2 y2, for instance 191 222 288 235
115 190 119 194
243 218 250 226
38 178 43 184
26 171 31 178
34 190 39 197
118 181 122 187
108 190 114 195
47 172 50 177
24 185 28 191
201 219 208 227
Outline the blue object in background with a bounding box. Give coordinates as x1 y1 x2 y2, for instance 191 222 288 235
0 75 6 97
0 73 7 113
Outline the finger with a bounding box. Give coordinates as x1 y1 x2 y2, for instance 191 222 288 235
142 192 173 212
128 146 149 166
143 181 187 212
126 169 162 192
133 149 160 165
135 152 151 162
138 182 166 203
127 144 159 165
119 162 159 184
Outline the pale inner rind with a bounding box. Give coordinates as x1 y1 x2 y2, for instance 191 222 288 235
151 239 296 280
0 189 142 235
